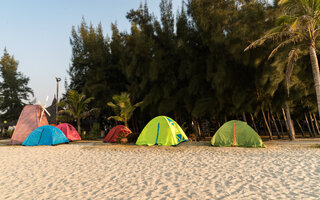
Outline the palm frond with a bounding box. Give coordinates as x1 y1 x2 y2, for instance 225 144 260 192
290 18 298 31
279 0 309 14
268 36 302 59
58 109 73 117
277 15 296 25
133 101 144 109
286 49 299 95
314 28 320 38
57 101 67 108
107 116 124 122
244 27 291 51
107 92 142 125
58 90 97 122
107 102 120 111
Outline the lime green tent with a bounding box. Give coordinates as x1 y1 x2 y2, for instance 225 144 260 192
136 116 188 146
211 120 265 148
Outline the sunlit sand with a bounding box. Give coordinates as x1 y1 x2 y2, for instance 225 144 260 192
1 139 320 199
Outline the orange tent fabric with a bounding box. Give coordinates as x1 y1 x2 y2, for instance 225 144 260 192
104 125 132 143
56 123 81 141
10 105 49 145
49 124 56 127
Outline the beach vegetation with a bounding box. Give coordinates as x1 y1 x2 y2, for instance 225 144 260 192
58 90 99 135
0 49 33 123
245 0 320 139
107 92 143 128
60 0 320 140
85 122 101 140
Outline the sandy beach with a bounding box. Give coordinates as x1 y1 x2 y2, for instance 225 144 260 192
1 139 320 200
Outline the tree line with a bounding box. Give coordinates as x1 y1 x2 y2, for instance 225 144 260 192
1 0 320 140
66 0 320 140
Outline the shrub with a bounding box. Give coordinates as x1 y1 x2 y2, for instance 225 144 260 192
127 132 140 143
85 122 100 140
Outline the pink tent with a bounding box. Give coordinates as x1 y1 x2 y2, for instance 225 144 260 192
56 123 81 141
10 105 49 145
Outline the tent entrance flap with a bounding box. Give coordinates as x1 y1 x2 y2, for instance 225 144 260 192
155 123 160 144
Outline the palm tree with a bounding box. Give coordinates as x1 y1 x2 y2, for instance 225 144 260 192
245 0 320 119
107 92 143 128
58 90 98 134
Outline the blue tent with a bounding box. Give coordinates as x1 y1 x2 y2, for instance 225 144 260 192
22 125 69 146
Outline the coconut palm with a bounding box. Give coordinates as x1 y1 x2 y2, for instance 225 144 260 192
107 92 143 128
245 0 320 119
58 90 98 134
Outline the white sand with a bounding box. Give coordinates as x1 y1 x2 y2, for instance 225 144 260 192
1 139 320 200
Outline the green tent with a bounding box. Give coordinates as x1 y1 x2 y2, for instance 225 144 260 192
211 120 265 148
136 116 188 146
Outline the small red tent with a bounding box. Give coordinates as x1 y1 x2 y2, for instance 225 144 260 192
104 125 132 143
10 105 49 145
56 123 81 141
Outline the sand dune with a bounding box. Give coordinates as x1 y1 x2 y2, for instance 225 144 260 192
1 140 320 199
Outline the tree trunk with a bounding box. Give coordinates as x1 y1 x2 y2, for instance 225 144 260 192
197 120 202 138
313 113 320 135
135 118 139 133
124 113 128 128
242 112 247 122
309 45 320 118
132 118 138 134
305 113 314 137
282 108 289 137
309 112 317 136
270 111 281 139
218 121 221 128
267 111 273 135
77 118 81 137
262 109 273 140
263 122 268 136
296 119 306 137
192 118 201 141
276 113 285 138
285 102 295 140
250 113 259 133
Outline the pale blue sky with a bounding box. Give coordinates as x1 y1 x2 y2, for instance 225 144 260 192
0 0 182 105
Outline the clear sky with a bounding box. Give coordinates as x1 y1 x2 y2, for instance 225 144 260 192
0 0 182 106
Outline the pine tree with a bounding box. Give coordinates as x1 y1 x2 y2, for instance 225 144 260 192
0 49 33 122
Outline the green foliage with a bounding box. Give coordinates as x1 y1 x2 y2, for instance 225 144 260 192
69 18 127 124
0 128 14 138
245 0 320 123
65 0 318 136
58 90 99 133
85 122 100 140
0 49 33 122
107 92 143 128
